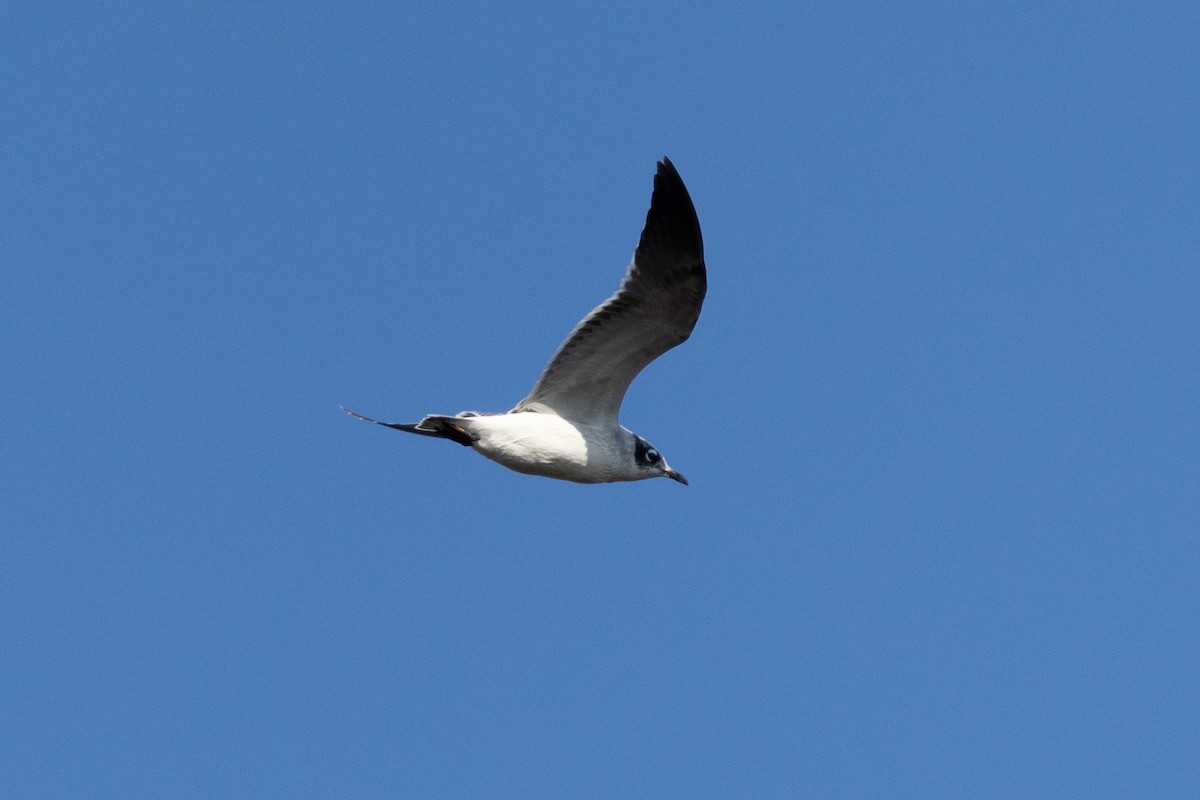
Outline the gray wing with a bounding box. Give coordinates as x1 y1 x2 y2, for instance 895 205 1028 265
513 157 706 423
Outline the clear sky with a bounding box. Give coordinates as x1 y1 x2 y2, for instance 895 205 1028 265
4 2 1198 797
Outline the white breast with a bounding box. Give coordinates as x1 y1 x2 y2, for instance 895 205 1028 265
465 413 628 483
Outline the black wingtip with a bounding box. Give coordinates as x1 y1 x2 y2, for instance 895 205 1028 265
340 405 363 418
341 406 474 445
340 405 418 433
640 156 704 265
656 157 686 190
340 405 380 424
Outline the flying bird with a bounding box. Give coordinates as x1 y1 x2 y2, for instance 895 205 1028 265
343 157 706 485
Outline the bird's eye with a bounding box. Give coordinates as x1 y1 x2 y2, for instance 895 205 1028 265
647 449 660 463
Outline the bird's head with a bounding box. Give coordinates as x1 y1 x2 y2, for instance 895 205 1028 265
633 435 688 485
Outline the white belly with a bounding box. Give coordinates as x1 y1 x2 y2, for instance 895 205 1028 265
466 413 624 483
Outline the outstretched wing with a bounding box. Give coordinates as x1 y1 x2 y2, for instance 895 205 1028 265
513 157 706 424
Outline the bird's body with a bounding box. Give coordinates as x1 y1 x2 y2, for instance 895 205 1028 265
343 157 705 485
447 413 632 484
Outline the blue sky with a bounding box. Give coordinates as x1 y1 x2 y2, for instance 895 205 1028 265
4 2 1198 797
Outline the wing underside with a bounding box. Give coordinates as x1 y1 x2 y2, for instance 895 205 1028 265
514 157 706 423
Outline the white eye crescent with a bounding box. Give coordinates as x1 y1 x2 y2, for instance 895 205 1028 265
647 449 660 464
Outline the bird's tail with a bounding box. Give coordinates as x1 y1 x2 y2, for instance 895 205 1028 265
340 407 478 447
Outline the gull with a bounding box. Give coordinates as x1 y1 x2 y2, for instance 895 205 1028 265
342 157 706 485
